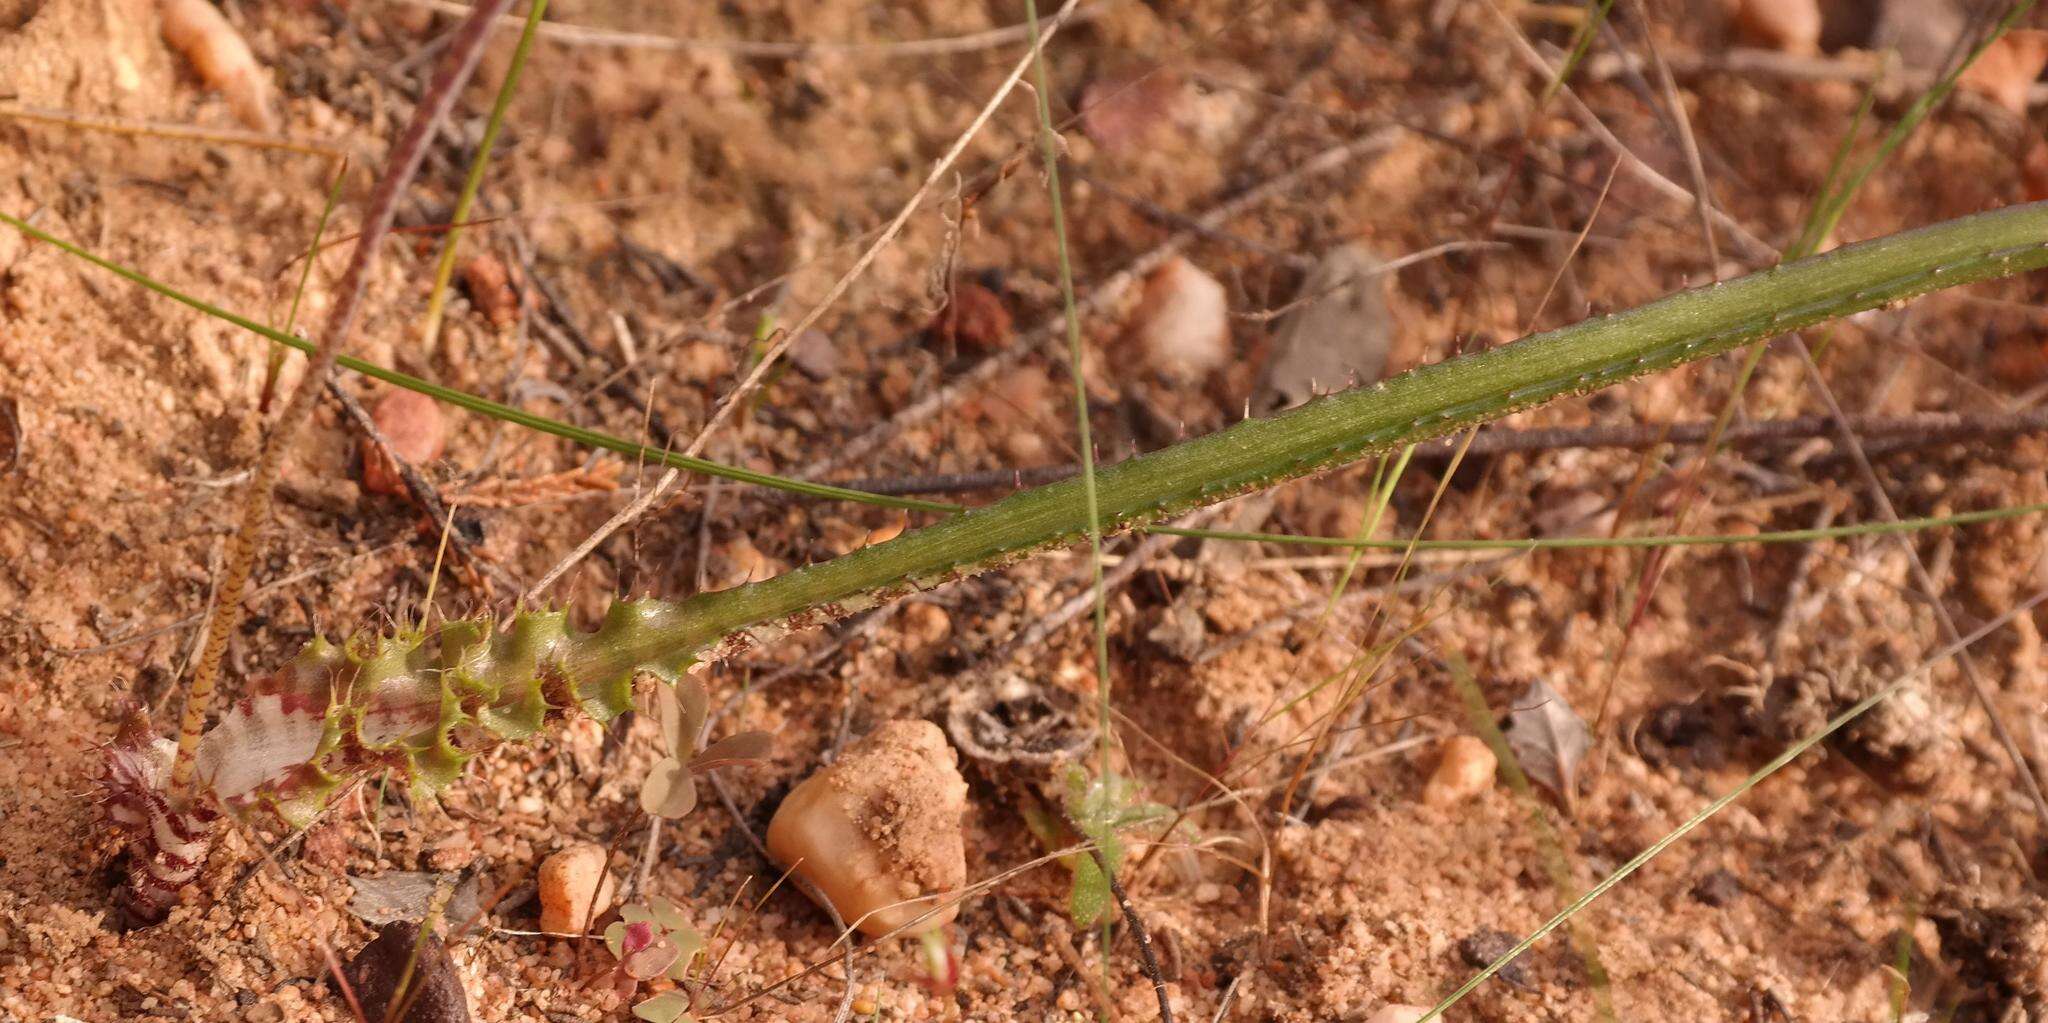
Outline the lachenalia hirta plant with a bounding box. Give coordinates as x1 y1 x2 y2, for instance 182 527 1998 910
80 192 2048 923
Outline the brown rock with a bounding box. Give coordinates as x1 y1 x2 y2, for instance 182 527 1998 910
458 253 519 329
929 281 1013 354
1421 735 1497 807
361 389 446 497
1725 0 1822 55
766 720 968 937
336 921 470 1023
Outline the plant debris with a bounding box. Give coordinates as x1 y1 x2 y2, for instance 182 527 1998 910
1501 678 1592 806
1256 243 1392 412
346 869 484 929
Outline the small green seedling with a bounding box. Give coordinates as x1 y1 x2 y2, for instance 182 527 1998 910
641 678 774 819
603 896 707 1022
1026 767 1168 927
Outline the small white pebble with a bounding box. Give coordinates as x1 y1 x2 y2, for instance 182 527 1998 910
537 843 617 935
1130 257 1230 382
1421 735 1497 807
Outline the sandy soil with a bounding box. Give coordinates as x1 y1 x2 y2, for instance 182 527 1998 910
5 0 2048 1020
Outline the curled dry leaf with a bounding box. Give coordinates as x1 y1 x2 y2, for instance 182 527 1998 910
159 0 277 132
1129 256 1230 382
1959 29 2048 116
787 328 840 381
346 869 483 929
1502 678 1592 806
1723 0 1821 55
1257 243 1393 413
945 672 1095 770
361 388 447 497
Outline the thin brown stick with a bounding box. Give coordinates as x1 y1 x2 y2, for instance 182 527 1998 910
167 0 517 796
1485 1 1776 263
0 102 348 158
1581 45 2048 110
1618 0 1722 275
403 0 1104 58
825 407 2048 496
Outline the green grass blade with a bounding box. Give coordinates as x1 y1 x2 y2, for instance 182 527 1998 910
1540 0 1618 106
1799 0 2038 256
1022 0 1114 771
1445 652 1615 1021
262 158 350 408
420 0 549 354
0 210 960 515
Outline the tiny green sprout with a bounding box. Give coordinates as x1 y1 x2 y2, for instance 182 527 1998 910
603 897 707 1022
641 679 775 819
1030 767 1170 927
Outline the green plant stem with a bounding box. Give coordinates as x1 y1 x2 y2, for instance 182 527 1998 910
420 0 549 355
567 201 2048 680
1797 0 2038 256
0 210 957 516
262 158 350 410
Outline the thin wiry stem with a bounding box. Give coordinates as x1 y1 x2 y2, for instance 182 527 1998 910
420 0 550 356
408 0 1099 58
167 0 519 796
1019 0 1114 773
0 210 958 515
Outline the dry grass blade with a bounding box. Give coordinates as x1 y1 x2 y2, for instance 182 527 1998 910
167 0 520 796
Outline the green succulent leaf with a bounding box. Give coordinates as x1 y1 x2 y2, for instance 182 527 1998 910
640 757 699 819
631 991 694 1023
